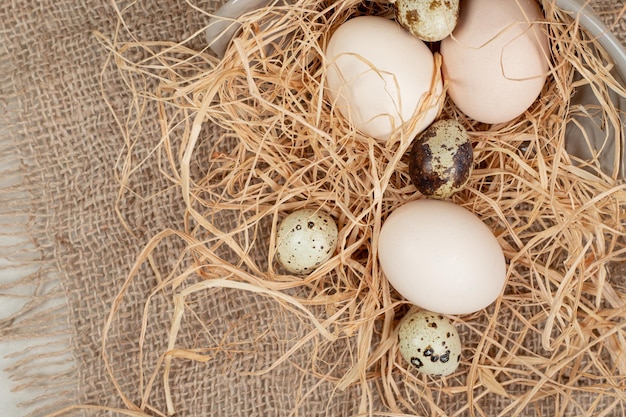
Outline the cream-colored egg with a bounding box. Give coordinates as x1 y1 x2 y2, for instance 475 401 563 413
392 0 459 42
377 199 506 315
440 0 549 124
398 310 461 376
276 209 338 275
324 16 443 142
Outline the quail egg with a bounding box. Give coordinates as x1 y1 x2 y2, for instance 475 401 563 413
391 0 460 42
398 310 462 376
275 209 338 275
408 119 473 199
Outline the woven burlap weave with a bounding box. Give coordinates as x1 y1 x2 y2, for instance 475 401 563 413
1 1 625 416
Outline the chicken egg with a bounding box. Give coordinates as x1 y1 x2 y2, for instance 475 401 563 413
440 0 550 124
324 16 443 142
398 309 462 376
275 209 338 275
377 199 506 315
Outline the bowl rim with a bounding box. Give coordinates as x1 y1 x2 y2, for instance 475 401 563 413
556 0 626 80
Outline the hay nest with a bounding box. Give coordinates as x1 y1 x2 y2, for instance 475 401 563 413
86 0 626 416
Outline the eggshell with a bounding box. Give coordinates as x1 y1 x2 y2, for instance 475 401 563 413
324 16 443 142
440 0 549 124
398 310 461 376
377 199 506 315
408 119 473 198
392 0 460 42
276 209 338 275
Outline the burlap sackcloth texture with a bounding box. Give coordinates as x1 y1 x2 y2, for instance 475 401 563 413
1 1 625 416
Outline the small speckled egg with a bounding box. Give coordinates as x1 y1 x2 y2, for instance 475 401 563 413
391 0 460 42
398 310 461 376
276 209 338 275
408 119 473 199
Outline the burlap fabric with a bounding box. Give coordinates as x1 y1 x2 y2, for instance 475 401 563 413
1 1 625 416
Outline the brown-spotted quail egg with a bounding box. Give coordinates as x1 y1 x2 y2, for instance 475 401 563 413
391 0 460 42
398 310 461 376
276 209 338 275
408 119 473 199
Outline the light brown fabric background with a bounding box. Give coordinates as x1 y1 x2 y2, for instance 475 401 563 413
1 1 624 416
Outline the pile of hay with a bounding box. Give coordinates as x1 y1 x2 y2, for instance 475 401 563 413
90 1 626 415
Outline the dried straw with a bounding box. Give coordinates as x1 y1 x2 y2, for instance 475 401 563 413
83 0 626 415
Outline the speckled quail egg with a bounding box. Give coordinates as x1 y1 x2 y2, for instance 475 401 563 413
275 209 338 275
391 0 460 42
408 119 473 199
398 310 462 376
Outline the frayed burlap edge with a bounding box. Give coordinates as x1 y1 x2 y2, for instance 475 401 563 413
0 75 79 417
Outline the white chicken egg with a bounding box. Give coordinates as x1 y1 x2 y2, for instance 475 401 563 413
276 209 338 275
398 309 462 376
324 16 443 142
377 199 506 315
